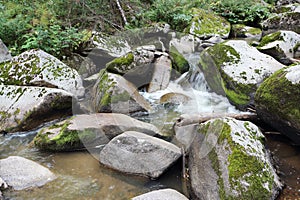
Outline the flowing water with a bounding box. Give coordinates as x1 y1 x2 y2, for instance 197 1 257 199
1 52 299 199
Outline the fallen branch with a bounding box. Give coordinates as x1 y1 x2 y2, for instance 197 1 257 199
115 0 128 25
175 112 258 127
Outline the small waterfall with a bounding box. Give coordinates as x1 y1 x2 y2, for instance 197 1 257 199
141 52 239 115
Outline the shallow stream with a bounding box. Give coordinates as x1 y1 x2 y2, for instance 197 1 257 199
1 51 299 199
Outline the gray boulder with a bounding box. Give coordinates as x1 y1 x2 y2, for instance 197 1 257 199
132 189 188 200
33 113 160 151
257 30 300 65
99 131 181 179
189 117 282 199
255 64 300 144
0 49 84 97
92 69 151 114
0 40 11 63
199 40 285 109
148 54 172 92
261 12 300 35
0 85 73 133
0 156 56 190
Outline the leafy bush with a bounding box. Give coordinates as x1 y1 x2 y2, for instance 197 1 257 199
210 0 271 25
21 24 88 59
132 0 194 31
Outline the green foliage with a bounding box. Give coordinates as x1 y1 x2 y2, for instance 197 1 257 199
21 24 86 59
210 0 271 25
132 0 194 31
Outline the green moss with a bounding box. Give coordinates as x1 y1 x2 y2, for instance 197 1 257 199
106 52 134 75
95 69 115 111
258 32 283 47
247 27 261 35
255 67 300 127
187 8 230 38
169 46 189 74
199 119 275 199
111 91 131 103
222 80 251 106
34 118 98 151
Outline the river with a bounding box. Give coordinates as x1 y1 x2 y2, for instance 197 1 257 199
0 51 299 199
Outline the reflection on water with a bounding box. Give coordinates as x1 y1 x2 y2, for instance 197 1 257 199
0 132 184 200
266 134 300 199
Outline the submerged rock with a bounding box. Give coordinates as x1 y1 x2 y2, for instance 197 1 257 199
132 188 188 200
0 39 11 63
257 30 300 65
199 40 285 109
0 85 73 132
255 64 300 144
99 131 181 179
189 117 282 200
0 156 56 190
160 92 191 105
186 8 230 39
92 69 151 113
33 113 160 151
0 49 84 97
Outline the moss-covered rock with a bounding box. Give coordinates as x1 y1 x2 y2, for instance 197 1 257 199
0 49 84 97
255 64 300 144
261 12 300 35
92 69 151 113
189 117 282 200
33 113 160 151
0 85 73 133
199 40 285 109
186 8 231 39
169 46 190 74
230 24 262 42
257 30 300 65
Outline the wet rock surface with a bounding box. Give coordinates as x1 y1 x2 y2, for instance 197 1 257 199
99 131 181 179
0 156 56 190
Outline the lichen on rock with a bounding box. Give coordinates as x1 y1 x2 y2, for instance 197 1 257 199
199 40 285 109
92 69 151 114
0 49 84 97
187 8 231 39
255 64 300 144
189 117 282 200
257 30 300 64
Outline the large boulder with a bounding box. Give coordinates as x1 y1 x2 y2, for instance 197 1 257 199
189 117 282 199
0 156 56 190
99 131 181 179
0 40 12 63
0 49 84 97
257 30 300 65
0 85 73 133
186 8 231 39
199 40 285 109
33 113 160 151
132 189 188 200
255 64 300 144
261 11 300 35
92 69 151 113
